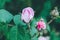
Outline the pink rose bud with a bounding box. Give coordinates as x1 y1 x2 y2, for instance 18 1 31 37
21 7 34 23
37 18 46 31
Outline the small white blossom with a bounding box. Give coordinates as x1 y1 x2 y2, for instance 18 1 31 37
50 7 59 17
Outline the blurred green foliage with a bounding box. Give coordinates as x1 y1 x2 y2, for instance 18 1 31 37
0 0 60 40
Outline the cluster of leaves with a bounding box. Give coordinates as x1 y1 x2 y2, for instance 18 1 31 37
0 9 32 40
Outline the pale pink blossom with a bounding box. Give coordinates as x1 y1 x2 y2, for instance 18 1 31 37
21 7 34 23
38 36 50 40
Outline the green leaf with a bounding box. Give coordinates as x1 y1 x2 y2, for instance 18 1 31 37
9 26 24 40
50 31 60 40
9 26 18 40
31 33 38 40
30 26 37 36
46 24 50 32
0 9 13 23
30 18 37 27
9 25 31 40
13 14 26 26
0 22 8 40
32 37 38 40
18 25 31 40
30 19 38 36
0 22 8 34
55 18 60 23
